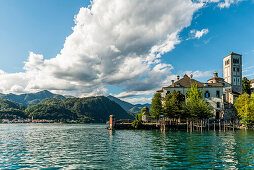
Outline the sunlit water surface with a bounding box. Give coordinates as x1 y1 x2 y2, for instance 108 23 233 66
0 124 254 169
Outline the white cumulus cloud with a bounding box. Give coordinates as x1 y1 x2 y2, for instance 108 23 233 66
190 29 209 39
0 0 243 103
0 0 203 97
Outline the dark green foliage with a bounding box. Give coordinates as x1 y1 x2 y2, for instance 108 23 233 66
150 92 162 119
0 99 26 119
136 114 142 121
141 107 149 116
131 120 142 129
25 96 133 123
163 90 185 118
242 77 251 95
25 98 76 120
0 99 25 110
0 109 27 119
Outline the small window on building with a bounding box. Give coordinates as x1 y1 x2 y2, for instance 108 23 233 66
205 91 210 98
237 68 240 72
233 58 239 64
233 77 236 85
217 102 220 108
216 91 220 98
237 77 241 85
177 84 181 87
233 67 236 72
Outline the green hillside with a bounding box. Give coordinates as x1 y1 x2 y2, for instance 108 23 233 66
0 99 26 119
25 96 134 123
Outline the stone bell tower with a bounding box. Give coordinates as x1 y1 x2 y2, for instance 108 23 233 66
223 52 242 93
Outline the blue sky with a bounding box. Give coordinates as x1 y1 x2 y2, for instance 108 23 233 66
0 0 253 104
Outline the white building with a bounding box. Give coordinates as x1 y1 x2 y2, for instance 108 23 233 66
250 79 254 92
158 52 243 120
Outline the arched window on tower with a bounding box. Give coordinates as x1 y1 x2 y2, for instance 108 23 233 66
205 91 210 98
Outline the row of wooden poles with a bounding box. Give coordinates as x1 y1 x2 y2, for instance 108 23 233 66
160 118 241 131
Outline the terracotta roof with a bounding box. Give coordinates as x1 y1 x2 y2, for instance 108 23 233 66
207 76 224 82
163 74 224 89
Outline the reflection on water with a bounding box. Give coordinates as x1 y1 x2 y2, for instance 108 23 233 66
0 124 254 169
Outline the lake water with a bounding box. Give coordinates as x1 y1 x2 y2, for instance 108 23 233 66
0 124 254 169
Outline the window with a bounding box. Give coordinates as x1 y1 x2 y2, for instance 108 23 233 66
225 59 230 65
216 91 220 98
233 58 239 64
205 91 210 98
177 84 181 87
237 77 241 85
217 102 221 108
233 77 236 85
233 67 236 72
237 68 240 72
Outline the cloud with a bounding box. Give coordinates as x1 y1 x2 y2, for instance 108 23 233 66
0 0 243 102
181 70 213 78
0 0 203 97
198 0 243 8
218 0 244 8
190 29 209 39
121 97 153 104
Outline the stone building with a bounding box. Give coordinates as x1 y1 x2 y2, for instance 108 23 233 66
158 52 243 120
250 79 254 92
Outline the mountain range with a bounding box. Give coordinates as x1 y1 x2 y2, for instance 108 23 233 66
107 95 151 114
0 90 65 106
0 90 151 118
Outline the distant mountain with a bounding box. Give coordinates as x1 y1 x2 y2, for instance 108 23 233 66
0 99 27 119
0 90 65 106
26 96 133 123
107 95 151 114
107 95 134 111
0 99 25 110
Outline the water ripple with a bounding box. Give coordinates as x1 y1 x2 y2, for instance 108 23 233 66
0 124 254 169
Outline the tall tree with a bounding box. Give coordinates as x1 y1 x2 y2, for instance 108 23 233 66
235 93 254 128
150 92 162 119
184 83 212 119
242 77 251 95
163 90 185 118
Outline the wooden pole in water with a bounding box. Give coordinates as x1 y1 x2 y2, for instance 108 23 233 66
201 120 203 132
224 120 226 131
187 119 189 132
233 121 234 131
214 120 216 131
219 120 221 131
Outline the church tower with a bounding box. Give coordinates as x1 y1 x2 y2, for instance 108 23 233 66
223 52 242 93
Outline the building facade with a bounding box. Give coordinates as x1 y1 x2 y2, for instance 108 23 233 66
158 52 243 120
250 79 254 92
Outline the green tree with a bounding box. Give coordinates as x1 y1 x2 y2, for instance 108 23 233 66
235 93 254 128
141 107 149 116
242 77 251 95
150 92 162 119
163 90 185 119
184 83 212 119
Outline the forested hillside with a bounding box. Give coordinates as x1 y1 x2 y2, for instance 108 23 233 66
25 96 134 123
